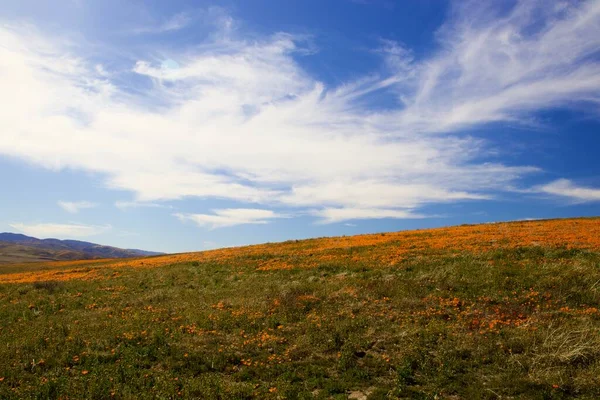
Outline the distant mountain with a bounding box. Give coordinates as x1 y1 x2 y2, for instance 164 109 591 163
0 233 163 264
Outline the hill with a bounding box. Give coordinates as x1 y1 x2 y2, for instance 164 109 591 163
0 217 600 398
0 233 162 264
0 242 89 264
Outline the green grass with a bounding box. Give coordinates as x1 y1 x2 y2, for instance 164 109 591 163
1 246 600 399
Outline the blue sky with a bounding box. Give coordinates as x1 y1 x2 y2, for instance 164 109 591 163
1 0 599 253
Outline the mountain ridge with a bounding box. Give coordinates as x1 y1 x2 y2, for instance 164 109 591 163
0 232 162 264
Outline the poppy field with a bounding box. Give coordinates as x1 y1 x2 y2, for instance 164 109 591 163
1 218 600 399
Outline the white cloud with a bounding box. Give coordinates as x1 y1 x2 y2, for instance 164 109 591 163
387 0 600 133
132 12 192 34
159 13 191 32
175 209 285 229
0 1 599 224
313 208 425 224
9 222 111 239
281 181 490 209
115 201 173 210
58 201 97 214
535 179 600 202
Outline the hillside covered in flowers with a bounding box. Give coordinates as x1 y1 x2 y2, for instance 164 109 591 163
1 217 599 398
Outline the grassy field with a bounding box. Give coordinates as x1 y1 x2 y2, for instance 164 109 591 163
1 218 600 399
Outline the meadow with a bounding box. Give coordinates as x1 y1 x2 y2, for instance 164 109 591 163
1 218 599 399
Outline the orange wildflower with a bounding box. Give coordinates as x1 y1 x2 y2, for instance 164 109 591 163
1 218 598 283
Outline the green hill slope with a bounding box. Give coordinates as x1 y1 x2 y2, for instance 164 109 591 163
0 218 599 399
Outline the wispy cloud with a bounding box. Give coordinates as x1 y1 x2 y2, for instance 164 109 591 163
313 208 425 224
0 1 599 225
175 209 285 229
58 201 97 214
535 179 600 202
371 0 600 135
131 12 192 34
115 201 173 210
9 222 111 238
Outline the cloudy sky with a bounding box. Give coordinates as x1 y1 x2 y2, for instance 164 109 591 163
1 0 599 252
